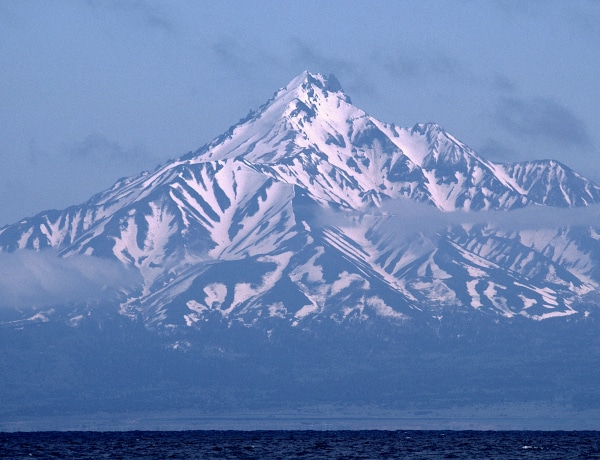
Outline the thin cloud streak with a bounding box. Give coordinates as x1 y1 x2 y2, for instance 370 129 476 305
379 199 600 235
377 50 464 82
85 0 177 34
321 199 600 245
495 96 593 151
477 138 523 163
286 38 375 97
66 133 147 166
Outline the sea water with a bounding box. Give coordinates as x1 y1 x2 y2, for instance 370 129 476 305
2 430 600 459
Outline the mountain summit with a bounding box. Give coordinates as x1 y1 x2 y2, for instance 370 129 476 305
2 72 600 329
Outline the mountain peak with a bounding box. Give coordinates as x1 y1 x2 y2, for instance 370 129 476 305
190 71 360 164
282 71 351 104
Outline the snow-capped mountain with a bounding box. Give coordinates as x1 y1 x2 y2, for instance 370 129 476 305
2 71 600 330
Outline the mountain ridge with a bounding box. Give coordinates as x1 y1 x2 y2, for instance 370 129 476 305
2 71 600 329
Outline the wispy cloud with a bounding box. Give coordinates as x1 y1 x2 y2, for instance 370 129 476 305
0 249 142 308
378 50 464 82
286 38 375 97
495 96 593 150
66 133 146 166
209 36 375 99
477 138 523 163
210 35 284 85
211 36 269 77
85 0 176 34
490 74 518 93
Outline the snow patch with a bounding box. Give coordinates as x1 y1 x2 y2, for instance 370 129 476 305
330 271 366 296
69 314 84 327
467 280 482 308
366 296 407 320
268 302 288 318
224 252 293 316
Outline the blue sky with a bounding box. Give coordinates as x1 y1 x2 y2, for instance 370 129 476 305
1 0 599 226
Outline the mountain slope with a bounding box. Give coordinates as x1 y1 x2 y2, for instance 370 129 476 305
2 71 600 330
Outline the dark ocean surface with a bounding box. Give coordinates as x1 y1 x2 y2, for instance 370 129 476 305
1 430 600 459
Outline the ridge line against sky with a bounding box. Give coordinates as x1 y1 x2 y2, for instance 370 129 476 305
1 0 599 226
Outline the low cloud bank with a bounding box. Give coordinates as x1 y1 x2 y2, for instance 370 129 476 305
0 249 142 309
380 199 600 233
319 199 600 241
